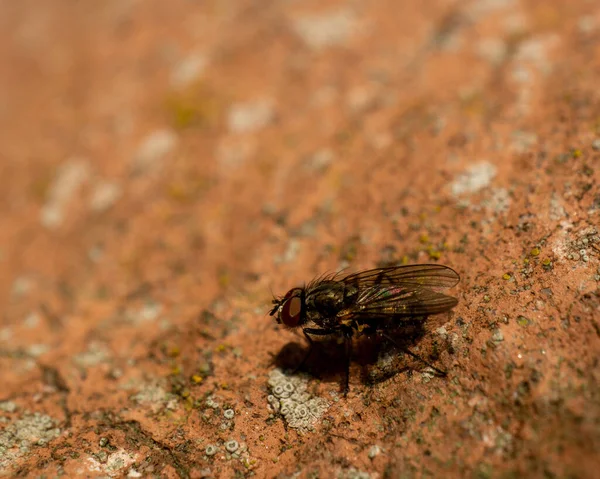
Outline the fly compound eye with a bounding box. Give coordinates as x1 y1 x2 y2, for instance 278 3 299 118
281 290 303 328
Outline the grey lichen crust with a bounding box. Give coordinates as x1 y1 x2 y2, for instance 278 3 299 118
267 369 329 432
0 412 61 470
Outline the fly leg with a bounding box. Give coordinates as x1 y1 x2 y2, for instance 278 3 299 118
381 332 447 377
343 332 353 397
293 327 336 374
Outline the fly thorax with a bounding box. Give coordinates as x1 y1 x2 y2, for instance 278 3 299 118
306 295 341 313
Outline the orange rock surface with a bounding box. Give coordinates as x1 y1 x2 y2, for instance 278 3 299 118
1 1 599 477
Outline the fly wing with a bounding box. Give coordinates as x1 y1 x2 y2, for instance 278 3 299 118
345 285 458 318
340 264 459 290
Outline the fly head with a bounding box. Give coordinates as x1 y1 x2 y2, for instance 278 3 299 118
269 287 306 329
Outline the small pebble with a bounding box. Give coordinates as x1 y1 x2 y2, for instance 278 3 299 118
592 138 600 151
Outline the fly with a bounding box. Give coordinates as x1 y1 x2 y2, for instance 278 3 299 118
269 264 460 395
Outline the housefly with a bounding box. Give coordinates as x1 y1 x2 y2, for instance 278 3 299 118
269 264 460 394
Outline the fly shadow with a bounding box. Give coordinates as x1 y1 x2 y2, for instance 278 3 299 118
271 315 456 393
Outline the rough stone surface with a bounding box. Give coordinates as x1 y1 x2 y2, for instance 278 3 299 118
1 1 599 477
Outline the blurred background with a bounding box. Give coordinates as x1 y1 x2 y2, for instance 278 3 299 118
1 0 599 477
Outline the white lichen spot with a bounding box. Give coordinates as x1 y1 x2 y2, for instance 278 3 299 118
510 130 537 153
274 239 301 264
503 13 528 36
467 0 518 20
126 301 162 325
106 450 137 475
132 129 178 174
11 276 33 298
216 136 256 168
451 162 497 196
0 327 13 342
513 35 559 75
338 467 372 479
346 85 377 113
510 64 531 83
563 227 599 266
73 342 110 368
130 384 175 413
227 99 274 134
89 180 122 213
483 187 511 214
305 148 334 173
548 192 566 221
24 311 41 328
492 329 504 342
41 159 91 229
170 52 208 89
225 440 239 453
223 409 235 420
420 368 436 383
27 344 50 357
205 395 221 409
87 449 137 477
292 9 360 50
368 444 383 459
476 37 507 65
267 369 329 433
0 401 17 413
578 15 596 34
205 444 218 456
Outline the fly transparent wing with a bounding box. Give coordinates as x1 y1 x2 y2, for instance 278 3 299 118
339 264 459 290
344 285 458 318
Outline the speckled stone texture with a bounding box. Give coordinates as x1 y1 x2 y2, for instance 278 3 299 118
1 0 599 477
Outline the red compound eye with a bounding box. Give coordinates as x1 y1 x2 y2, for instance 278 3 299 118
280 289 303 327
